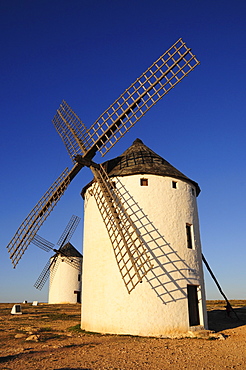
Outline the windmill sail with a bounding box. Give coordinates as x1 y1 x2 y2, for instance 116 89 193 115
53 39 199 160
7 38 199 268
87 38 199 157
53 100 89 161
34 257 58 290
91 164 153 293
34 248 81 291
57 214 81 247
31 234 55 252
7 168 71 267
33 215 81 290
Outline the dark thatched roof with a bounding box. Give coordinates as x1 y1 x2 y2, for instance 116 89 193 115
59 242 82 258
81 139 200 197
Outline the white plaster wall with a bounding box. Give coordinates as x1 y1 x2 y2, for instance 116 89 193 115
48 255 82 304
81 174 207 336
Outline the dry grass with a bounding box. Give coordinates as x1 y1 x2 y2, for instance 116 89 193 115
0 300 246 369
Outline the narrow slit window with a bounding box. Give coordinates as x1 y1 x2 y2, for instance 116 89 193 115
140 178 148 186
186 223 193 249
172 181 177 189
78 274 81 282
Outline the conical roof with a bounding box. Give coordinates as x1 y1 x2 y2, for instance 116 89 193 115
82 139 200 196
59 242 82 258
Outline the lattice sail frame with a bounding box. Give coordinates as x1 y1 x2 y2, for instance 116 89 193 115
32 234 55 252
34 252 81 291
34 256 59 290
7 168 70 268
53 38 199 161
57 214 81 247
91 164 153 293
31 215 80 253
7 38 200 269
32 214 81 290
89 38 199 156
53 101 89 161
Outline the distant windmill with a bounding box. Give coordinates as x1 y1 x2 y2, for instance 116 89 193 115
32 215 82 304
7 39 213 335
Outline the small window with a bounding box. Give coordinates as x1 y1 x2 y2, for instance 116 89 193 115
140 178 148 186
78 274 81 282
191 188 195 196
172 181 177 189
186 223 193 249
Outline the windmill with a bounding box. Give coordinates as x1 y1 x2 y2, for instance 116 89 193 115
31 215 82 304
7 39 205 335
81 138 208 336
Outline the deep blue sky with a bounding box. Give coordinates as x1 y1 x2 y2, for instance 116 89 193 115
1 0 245 303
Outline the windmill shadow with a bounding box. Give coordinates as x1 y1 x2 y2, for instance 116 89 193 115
207 306 246 331
111 177 200 304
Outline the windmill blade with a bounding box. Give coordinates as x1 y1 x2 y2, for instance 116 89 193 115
34 255 58 290
34 249 81 291
53 39 199 161
89 38 199 157
90 163 153 293
7 38 199 270
7 163 83 268
57 215 81 248
31 234 55 252
53 100 90 162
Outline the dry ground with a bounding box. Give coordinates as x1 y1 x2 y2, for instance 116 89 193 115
0 301 246 369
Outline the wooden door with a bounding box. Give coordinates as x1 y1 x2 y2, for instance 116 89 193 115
187 285 200 326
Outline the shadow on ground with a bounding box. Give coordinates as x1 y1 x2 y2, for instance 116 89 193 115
208 306 246 331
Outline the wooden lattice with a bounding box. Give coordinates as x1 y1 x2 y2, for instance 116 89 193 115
56 214 81 247
84 38 199 156
34 257 59 290
31 234 55 252
91 165 153 293
7 38 199 268
53 39 199 160
53 101 89 161
7 168 70 267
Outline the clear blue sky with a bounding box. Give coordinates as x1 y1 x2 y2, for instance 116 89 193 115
1 0 245 303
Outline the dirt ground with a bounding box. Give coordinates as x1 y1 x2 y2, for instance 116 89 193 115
0 300 246 370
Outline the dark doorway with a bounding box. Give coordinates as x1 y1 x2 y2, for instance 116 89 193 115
74 290 81 303
187 285 200 326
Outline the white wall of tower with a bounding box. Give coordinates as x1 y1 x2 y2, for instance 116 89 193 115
81 173 207 336
48 255 82 304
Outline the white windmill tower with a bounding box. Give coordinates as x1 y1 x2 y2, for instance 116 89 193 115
32 215 83 304
7 39 208 335
81 138 207 336
48 242 82 304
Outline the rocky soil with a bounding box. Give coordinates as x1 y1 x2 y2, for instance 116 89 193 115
0 300 246 369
